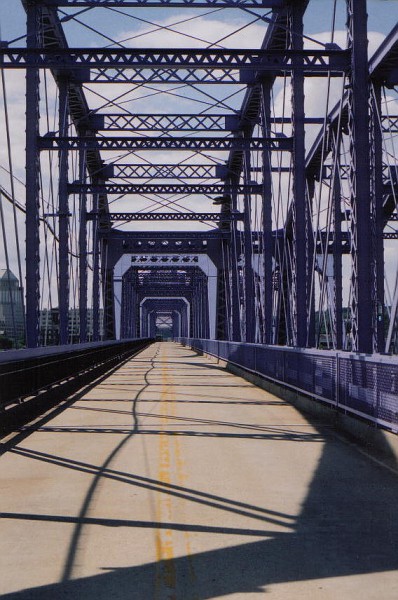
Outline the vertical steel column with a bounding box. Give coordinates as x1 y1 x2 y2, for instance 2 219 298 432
92 191 100 341
120 273 127 338
178 310 182 338
103 267 115 339
124 270 136 339
192 284 198 337
133 277 140 338
198 279 203 338
140 304 147 337
261 80 273 344
145 307 150 338
149 311 156 338
125 273 135 338
182 304 188 338
346 0 373 353
216 260 229 340
306 174 316 348
25 1 41 348
78 137 88 343
196 280 201 337
290 1 308 347
101 236 115 340
172 311 179 338
370 82 385 351
230 186 242 341
243 133 255 342
189 300 194 337
332 149 343 349
203 277 210 338
58 77 69 345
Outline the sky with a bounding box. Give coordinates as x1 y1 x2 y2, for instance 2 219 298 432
0 0 397 321
1 0 397 43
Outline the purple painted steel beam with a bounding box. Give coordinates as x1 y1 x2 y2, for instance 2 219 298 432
107 163 227 180
103 253 116 340
25 3 41 348
78 139 88 343
0 47 349 74
39 136 292 152
261 80 273 344
92 191 100 342
243 131 255 343
58 78 70 345
291 1 308 348
89 69 243 84
347 0 373 353
371 82 386 351
42 0 285 6
92 114 239 132
369 22 398 87
332 150 343 350
229 186 242 342
70 183 260 195
91 212 243 222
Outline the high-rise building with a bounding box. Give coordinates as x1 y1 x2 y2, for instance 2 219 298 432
0 269 25 346
39 308 104 345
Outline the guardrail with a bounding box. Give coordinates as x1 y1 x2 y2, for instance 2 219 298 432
177 338 398 434
0 339 152 422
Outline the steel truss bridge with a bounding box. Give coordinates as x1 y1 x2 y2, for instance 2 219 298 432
0 0 398 431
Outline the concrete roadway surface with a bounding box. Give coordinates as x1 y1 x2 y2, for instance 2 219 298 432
0 342 398 599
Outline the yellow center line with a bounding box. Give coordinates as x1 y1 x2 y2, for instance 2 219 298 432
172 397 198 597
154 344 197 599
155 345 177 599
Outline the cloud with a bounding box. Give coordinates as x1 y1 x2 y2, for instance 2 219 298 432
118 14 267 49
0 17 397 317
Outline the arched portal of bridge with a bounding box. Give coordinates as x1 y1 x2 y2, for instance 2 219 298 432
112 252 216 340
2 0 398 353
140 298 189 339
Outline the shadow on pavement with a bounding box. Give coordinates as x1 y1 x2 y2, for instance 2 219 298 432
1 343 398 598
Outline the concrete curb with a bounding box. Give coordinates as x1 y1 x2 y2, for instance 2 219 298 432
203 351 398 472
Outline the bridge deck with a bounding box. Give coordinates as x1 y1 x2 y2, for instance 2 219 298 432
0 342 397 599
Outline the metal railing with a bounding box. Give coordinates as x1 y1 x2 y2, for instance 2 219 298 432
177 338 398 434
0 339 152 409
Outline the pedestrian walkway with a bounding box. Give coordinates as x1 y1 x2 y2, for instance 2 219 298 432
0 342 398 599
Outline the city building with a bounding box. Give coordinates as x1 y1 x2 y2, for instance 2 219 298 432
39 308 104 345
0 269 25 347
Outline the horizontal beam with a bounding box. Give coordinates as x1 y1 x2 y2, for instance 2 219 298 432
105 230 223 239
88 65 345 83
70 183 261 194
90 212 243 221
131 256 201 264
317 162 396 182
41 136 292 151
106 163 228 179
89 68 243 84
35 0 285 7
0 48 349 74
369 22 398 86
382 115 398 133
91 114 239 132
